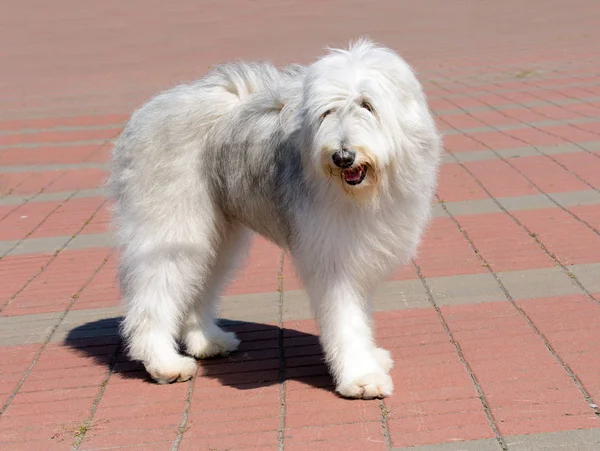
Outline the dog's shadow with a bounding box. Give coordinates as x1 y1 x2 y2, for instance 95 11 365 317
64 317 335 393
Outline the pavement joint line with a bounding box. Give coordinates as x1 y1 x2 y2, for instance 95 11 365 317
72 342 121 450
437 197 600 420
380 400 392 450
171 374 195 451
0 246 115 416
410 259 508 451
277 250 287 451
0 189 81 259
0 198 109 313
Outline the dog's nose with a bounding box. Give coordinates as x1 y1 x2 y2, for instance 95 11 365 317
332 149 356 168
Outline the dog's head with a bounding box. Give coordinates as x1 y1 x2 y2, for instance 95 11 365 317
300 39 441 201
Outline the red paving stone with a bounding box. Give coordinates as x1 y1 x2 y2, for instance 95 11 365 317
512 208 600 265
2 168 108 196
415 217 487 277
455 212 556 272
2 1 600 450
441 302 599 436
2 248 113 316
0 197 106 241
462 159 541 198
437 163 490 202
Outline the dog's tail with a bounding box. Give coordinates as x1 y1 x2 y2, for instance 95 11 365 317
195 61 305 130
202 61 283 104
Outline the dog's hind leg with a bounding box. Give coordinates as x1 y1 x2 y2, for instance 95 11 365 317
117 208 220 384
181 222 253 359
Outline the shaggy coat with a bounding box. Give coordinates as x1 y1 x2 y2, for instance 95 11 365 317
109 39 442 399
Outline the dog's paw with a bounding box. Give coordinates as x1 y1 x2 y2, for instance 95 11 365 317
374 347 394 372
185 328 240 359
147 355 197 384
336 371 394 399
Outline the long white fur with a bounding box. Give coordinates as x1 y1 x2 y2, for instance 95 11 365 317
109 38 442 399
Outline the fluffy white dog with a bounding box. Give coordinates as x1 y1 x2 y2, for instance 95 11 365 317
109 39 441 399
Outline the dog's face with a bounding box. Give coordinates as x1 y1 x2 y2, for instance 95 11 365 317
301 40 439 200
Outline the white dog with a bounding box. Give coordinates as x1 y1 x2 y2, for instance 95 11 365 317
109 39 441 399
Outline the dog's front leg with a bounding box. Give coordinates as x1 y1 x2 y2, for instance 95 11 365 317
309 281 394 399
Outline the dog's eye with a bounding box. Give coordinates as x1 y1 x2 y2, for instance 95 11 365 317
360 101 374 114
320 109 333 120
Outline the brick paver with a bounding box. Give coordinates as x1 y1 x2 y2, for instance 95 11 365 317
1 0 600 449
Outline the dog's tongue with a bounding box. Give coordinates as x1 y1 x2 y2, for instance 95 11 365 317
343 167 363 181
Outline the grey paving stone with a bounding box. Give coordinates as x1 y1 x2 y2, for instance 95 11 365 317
220 291 280 323
393 437 502 450
0 191 67 206
444 125 497 135
505 428 600 450
61 306 124 325
0 311 62 325
452 150 497 162
0 189 106 206
444 198 501 217
1 233 114 257
1 235 71 257
427 272 506 306
51 306 124 343
281 289 312 322
0 139 111 150
0 124 122 135
497 266 584 300
497 194 555 212
536 142 589 155
0 334 50 346
0 328 54 340
0 320 58 345
553 96 600 106
431 202 450 218
0 162 108 173
65 233 115 250
373 279 430 311
442 153 456 164
220 304 280 323
567 263 600 293
580 141 600 152
0 188 106 206
497 146 541 159
550 190 600 207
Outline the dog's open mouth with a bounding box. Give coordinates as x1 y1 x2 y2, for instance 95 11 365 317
342 165 367 185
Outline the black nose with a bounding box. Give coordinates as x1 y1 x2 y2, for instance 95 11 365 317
332 149 356 168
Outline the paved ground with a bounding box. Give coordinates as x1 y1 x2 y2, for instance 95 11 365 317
1 1 600 450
